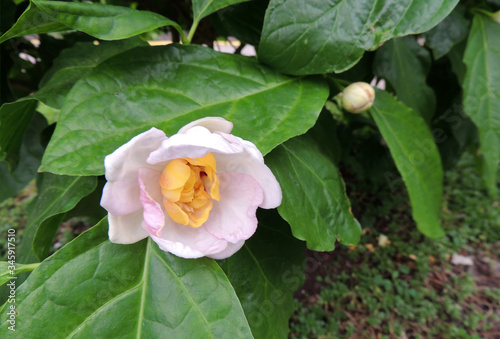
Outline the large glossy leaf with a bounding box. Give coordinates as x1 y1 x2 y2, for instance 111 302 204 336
35 38 147 109
266 135 361 251
259 0 459 75
40 44 328 176
462 14 500 197
0 1 68 44
192 0 249 22
0 100 37 170
18 173 97 264
0 0 182 43
0 218 253 338
423 5 469 59
221 209 305 338
370 90 444 237
374 37 436 122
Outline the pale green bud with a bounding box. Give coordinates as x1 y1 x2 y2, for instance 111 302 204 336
340 82 375 113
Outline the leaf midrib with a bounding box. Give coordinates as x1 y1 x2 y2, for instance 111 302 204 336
65 239 151 338
152 249 214 337
242 244 278 294
136 239 152 338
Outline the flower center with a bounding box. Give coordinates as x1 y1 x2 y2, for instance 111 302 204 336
159 152 220 228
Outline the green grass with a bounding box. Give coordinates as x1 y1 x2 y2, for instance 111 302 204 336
289 151 500 338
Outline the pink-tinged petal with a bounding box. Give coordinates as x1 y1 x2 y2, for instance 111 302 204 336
204 172 264 244
101 175 141 216
147 126 244 165
102 128 166 216
147 221 228 259
178 117 233 134
104 128 166 182
215 149 282 209
206 240 245 260
108 210 148 244
138 168 164 237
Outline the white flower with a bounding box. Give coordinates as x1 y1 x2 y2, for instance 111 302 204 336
100 117 282 259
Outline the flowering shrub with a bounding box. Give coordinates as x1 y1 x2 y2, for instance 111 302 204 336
0 0 499 337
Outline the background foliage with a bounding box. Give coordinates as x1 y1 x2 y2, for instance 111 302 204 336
0 0 499 337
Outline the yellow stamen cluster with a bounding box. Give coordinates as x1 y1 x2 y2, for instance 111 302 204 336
159 153 220 228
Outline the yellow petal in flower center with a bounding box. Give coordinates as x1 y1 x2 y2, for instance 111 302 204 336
159 152 220 228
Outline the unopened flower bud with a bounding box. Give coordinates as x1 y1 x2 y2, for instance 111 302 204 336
340 82 375 113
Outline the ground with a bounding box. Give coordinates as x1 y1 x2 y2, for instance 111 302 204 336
289 151 500 338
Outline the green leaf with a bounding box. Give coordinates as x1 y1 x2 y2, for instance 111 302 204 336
0 1 69 44
40 44 328 176
259 0 459 75
423 5 469 59
35 101 59 125
0 218 253 337
0 112 46 203
221 209 305 338
370 90 444 237
34 0 182 40
1 0 182 44
462 14 500 197
34 38 147 109
192 0 249 22
0 99 37 170
64 178 107 227
18 173 97 264
266 135 361 251
0 262 39 287
374 37 436 122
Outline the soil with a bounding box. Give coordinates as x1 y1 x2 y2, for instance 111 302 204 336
294 244 500 339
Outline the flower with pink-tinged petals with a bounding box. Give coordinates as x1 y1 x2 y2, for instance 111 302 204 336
100 117 282 259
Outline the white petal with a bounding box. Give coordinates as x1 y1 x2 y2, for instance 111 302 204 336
147 126 244 165
207 240 245 260
204 172 263 243
101 175 142 216
214 136 282 209
108 210 148 244
101 128 166 216
219 132 264 163
178 117 233 134
148 223 228 259
104 127 166 182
